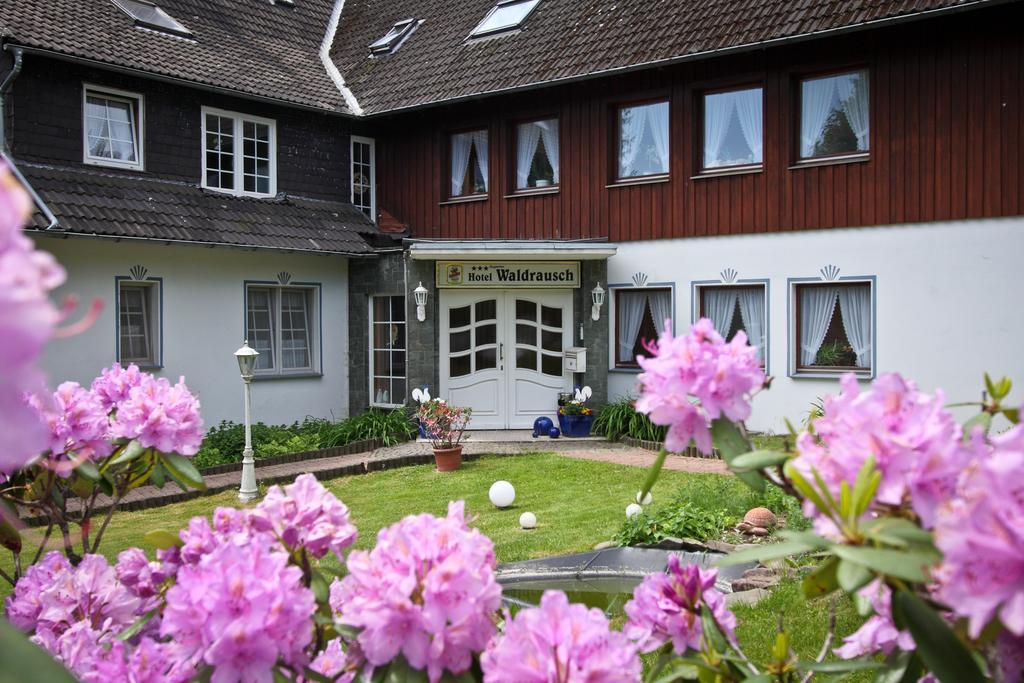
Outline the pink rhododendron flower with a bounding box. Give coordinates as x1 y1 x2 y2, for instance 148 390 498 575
331 501 501 683
309 638 356 682
792 373 966 533
161 534 316 681
480 590 641 683
116 547 170 599
835 580 915 659
91 362 145 411
933 418 1024 638
26 381 112 473
93 637 195 683
635 318 764 455
996 631 1024 683
251 472 358 560
112 374 203 455
623 558 736 654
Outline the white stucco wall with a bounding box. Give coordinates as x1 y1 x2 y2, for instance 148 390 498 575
32 236 351 429
606 217 1024 434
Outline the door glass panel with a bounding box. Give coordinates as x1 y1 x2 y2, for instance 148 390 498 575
450 330 471 353
450 354 471 377
476 299 497 321
541 305 562 328
476 323 496 346
450 305 471 328
516 299 536 321
373 351 391 375
541 329 561 352
516 324 535 346
392 351 406 377
541 353 562 377
516 348 537 370
476 348 496 370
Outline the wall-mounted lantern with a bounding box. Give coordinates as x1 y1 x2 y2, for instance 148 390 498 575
413 282 428 322
591 282 605 321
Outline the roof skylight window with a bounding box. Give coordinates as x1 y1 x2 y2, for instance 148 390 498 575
110 0 192 38
470 0 541 38
369 19 418 55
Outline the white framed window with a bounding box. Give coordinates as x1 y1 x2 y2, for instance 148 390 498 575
515 118 559 191
370 295 406 407
245 284 320 375
471 0 541 37
83 85 144 170
799 69 869 160
791 280 873 376
616 100 669 180
117 279 160 366
201 107 276 197
449 130 488 198
702 86 763 170
351 136 376 220
613 287 672 368
696 284 767 365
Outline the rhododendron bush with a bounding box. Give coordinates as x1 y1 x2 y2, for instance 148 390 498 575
4 161 1024 682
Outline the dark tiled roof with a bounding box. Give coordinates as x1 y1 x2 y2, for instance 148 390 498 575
1 0 349 112
20 162 378 254
331 0 999 115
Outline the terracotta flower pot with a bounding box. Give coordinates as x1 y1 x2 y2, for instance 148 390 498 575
433 445 463 472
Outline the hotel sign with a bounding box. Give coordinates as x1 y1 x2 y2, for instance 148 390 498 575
435 261 581 289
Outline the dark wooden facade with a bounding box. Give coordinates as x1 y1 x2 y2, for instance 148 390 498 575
372 3 1023 241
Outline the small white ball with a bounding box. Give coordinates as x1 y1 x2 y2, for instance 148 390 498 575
519 512 537 529
489 480 516 508
636 490 653 505
625 503 643 519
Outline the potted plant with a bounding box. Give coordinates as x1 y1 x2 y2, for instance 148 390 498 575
415 399 472 471
557 399 595 438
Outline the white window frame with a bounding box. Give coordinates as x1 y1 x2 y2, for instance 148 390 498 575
82 84 145 171
201 106 277 198
245 283 321 377
788 276 875 379
116 278 161 367
369 295 407 408
607 282 676 371
470 0 541 38
350 135 376 221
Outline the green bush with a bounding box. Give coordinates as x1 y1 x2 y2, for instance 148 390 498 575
615 501 733 546
320 408 416 447
592 397 667 442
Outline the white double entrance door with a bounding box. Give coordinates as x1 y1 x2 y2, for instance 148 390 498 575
439 290 572 429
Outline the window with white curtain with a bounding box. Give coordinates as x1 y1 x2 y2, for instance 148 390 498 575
351 136 376 219
117 280 160 366
614 288 672 367
702 87 763 170
698 285 766 365
515 118 559 190
616 101 669 179
795 282 872 373
83 86 143 170
246 285 319 375
799 70 869 159
449 130 488 197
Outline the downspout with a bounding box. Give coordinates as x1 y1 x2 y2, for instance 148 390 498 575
0 44 60 230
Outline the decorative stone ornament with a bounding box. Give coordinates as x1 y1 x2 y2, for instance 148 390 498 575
489 481 515 508
743 507 777 529
519 512 537 529
625 503 643 519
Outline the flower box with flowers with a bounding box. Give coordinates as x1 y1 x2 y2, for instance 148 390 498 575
557 400 594 437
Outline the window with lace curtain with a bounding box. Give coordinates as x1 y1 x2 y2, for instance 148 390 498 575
614 288 672 368
701 86 762 171
697 285 767 366
83 85 143 171
798 69 869 160
245 284 320 376
615 100 669 180
448 130 488 198
794 281 873 374
514 118 558 191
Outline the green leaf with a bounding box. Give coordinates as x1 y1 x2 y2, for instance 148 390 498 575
837 559 874 593
639 448 669 501
74 460 101 482
710 419 763 491
802 556 839 598
116 608 158 641
107 439 146 467
700 605 728 654
144 529 182 550
961 411 992 440
795 660 884 673
0 516 22 553
997 377 1013 400
716 539 822 567
784 462 833 518
301 668 334 683
892 590 985 683
0 618 77 683
149 463 167 489
860 518 935 546
850 456 878 518
160 453 206 491
384 656 429 683
311 571 330 604
984 372 998 400
1004 407 1020 424
830 546 936 583
728 449 791 472
98 472 116 497
69 475 95 499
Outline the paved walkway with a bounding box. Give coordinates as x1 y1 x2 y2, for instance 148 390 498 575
43 438 728 520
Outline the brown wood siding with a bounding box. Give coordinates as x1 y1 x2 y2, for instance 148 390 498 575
373 5 1023 241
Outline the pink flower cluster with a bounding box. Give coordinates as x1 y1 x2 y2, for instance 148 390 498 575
635 318 764 455
624 558 736 654
835 580 915 659
111 373 204 456
26 381 113 473
0 162 66 473
792 373 967 532
251 473 358 560
91 362 145 411
481 590 641 683
331 501 501 683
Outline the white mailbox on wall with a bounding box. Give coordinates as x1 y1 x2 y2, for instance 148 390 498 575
564 347 587 372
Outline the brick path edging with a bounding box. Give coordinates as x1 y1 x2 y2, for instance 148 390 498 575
196 438 384 476
618 436 722 459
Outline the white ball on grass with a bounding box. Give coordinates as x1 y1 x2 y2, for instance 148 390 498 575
489 480 516 508
625 503 643 519
519 512 537 529
636 490 653 505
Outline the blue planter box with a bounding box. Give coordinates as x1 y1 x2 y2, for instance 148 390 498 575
558 413 594 438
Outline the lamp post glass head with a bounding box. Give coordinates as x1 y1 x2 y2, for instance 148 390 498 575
234 340 260 379
591 282 605 321
414 282 428 322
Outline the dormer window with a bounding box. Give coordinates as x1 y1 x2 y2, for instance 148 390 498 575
370 19 418 55
110 0 192 38
470 0 540 38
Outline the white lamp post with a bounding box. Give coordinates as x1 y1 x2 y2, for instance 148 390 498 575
413 282 429 322
234 340 260 502
591 282 605 321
